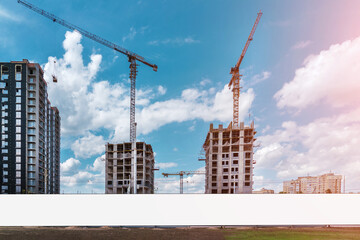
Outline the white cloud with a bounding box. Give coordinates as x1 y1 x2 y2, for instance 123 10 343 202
0 4 21 22
71 132 106 159
88 155 105 173
173 148 178 152
275 36 360 110
44 30 254 144
137 86 255 135
248 71 271 86
122 27 137 42
200 78 211 86
291 40 312 50
61 155 105 193
157 162 178 169
148 37 200 46
60 158 81 176
157 85 167 95
255 109 360 192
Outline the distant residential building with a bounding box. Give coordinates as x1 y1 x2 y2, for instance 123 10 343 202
0 59 60 194
105 142 155 194
202 122 256 194
253 188 274 194
283 172 342 194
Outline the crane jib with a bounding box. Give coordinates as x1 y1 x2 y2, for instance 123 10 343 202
17 0 157 71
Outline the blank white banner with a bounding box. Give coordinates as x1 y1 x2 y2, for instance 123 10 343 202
0 194 359 226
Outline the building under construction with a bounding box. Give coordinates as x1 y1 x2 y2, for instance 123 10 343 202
105 142 155 194
202 122 256 194
201 11 261 194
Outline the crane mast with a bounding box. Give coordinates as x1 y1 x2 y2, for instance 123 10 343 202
18 0 157 194
228 11 262 128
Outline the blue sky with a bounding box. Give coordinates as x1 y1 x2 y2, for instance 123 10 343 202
2 0 360 193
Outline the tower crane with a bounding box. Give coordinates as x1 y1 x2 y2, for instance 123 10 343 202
228 11 262 128
18 0 157 194
162 171 205 194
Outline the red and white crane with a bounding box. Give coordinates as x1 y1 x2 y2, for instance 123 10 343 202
228 11 262 128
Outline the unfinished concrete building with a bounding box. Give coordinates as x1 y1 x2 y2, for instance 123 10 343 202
202 121 256 194
105 142 155 194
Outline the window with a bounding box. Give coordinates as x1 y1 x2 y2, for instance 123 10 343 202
16 119 21 125
16 104 21 111
16 89 21 96
3 156 8 161
3 163 8 168
16 142 21 148
16 179 21 185
1 141 7 147
1 104 8 110
16 149 21 155
28 122 35 127
2 89 8 94
2 134 7 140
16 73 22 81
28 107 34 112
0 82 5 89
16 164 21 170
1 97 8 102
16 127 21 133
16 156 21 163
16 186 21 193
16 112 21 118
2 111 8 117
3 171 8 176
1 119 8 124
16 82 21 88
28 85 35 90
16 134 21 140
16 97 21 103
3 178 8 183
28 136 34 141
1 74 8 80
28 100 35 105
29 92 34 98
29 78 35 83
28 129 35 134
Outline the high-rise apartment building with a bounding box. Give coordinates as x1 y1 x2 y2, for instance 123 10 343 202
105 142 155 194
202 122 256 194
283 172 342 194
0 59 60 194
